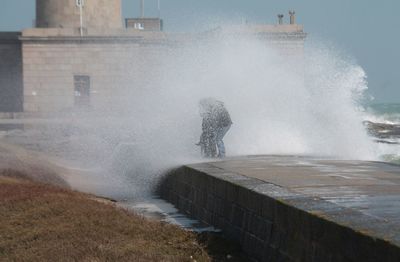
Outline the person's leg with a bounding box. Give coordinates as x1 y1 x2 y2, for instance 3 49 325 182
216 138 225 158
216 125 231 158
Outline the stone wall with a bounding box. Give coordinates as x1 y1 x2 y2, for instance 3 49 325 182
21 37 169 113
18 24 306 114
159 165 400 262
0 33 23 112
36 0 122 29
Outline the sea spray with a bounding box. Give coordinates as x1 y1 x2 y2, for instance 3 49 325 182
19 31 381 198
124 34 376 161
101 33 379 197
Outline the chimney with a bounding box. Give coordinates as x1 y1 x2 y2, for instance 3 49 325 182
289 10 296 24
277 14 284 25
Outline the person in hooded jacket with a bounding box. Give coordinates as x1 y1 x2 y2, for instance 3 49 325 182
197 98 232 158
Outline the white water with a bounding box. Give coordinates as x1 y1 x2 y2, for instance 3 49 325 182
91 33 386 198
10 32 385 198
117 34 376 164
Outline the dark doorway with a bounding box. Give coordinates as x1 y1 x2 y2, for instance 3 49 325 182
74 75 90 107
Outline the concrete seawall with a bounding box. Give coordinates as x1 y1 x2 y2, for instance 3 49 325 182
159 156 400 261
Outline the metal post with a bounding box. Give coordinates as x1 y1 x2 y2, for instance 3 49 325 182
80 3 83 36
278 14 284 25
289 10 296 25
76 0 84 36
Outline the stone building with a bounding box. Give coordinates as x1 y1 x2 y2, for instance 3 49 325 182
0 0 306 115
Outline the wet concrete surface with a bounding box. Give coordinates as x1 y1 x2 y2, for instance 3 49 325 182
191 155 400 246
119 197 221 232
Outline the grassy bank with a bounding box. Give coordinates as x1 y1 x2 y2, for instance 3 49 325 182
0 171 244 262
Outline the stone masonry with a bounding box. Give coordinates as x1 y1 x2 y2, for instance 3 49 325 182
20 30 170 113
36 0 122 29
159 156 400 262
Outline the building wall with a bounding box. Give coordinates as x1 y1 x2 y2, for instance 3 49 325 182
22 38 168 113
0 33 23 112
19 23 306 114
36 0 122 29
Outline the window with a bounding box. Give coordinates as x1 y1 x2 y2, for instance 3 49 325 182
74 75 90 107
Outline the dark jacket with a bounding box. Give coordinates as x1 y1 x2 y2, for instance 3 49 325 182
202 101 232 133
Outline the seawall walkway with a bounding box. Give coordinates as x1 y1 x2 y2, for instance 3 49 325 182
160 156 400 262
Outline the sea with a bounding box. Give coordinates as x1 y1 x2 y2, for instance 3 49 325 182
365 103 400 164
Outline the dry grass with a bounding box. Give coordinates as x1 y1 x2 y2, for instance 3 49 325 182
0 168 68 189
0 143 246 262
0 142 70 189
0 173 212 262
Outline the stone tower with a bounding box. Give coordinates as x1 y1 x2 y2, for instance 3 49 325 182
36 0 122 29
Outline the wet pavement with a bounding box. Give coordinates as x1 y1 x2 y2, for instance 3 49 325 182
119 197 221 232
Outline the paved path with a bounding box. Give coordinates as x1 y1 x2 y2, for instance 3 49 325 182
198 156 400 244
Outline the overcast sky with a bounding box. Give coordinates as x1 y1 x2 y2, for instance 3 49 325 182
0 0 399 103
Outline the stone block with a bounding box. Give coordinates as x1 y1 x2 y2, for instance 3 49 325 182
213 197 224 217
248 191 265 216
204 210 213 224
242 232 258 257
253 238 266 261
225 225 242 243
269 226 285 250
190 204 200 219
232 205 246 227
177 196 186 211
263 246 278 262
274 201 291 229
216 216 227 230
261 197 277 221
245 213 272 242
237 186 251 208
226 183 240 202
192 189 203 206
260 219 273 243
222 201 234 221
198 208 208 223
205 194 215 212
214 178 227 199
210 212 220 226
181 183 192 199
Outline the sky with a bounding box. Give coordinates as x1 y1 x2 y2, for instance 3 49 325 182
0 0 399 103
